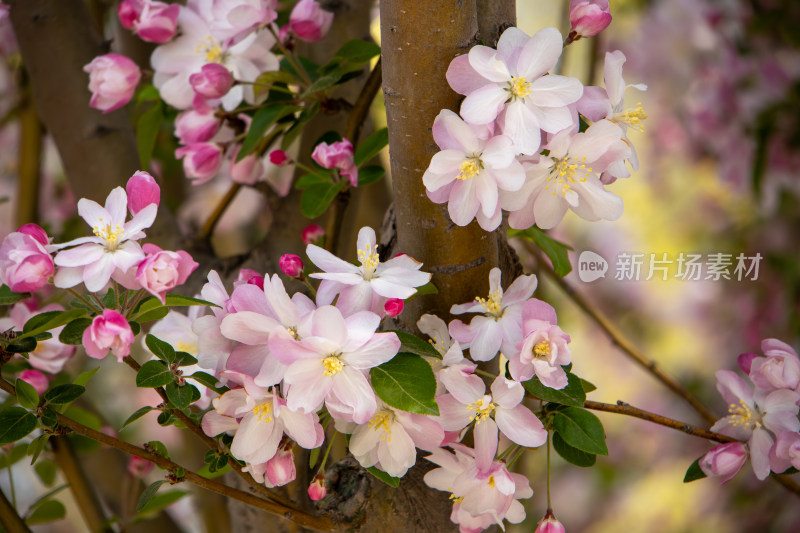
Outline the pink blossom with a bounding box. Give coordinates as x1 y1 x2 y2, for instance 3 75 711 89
535 509 566 533
189 63 233 99
308 474 327 500
384 298 404 318
289 0 334 43
749 338 800 392
279 254 304 278
265 443 297 487
19 370 49 396
230 147 265 185
191 0 278 43
772 432 800 473
175 107 220 145
569 0 612 39
269 149 289 166
118 0 179 43
135 244 198 303
699 442 747 484
83 54 141 113
301 224 324 245
508 299 572 389
311 139 359 187
126 171 161 215
0 303 76 373
0 225 54 293
417 313 483 401
176 142 223 184
127 455 155 477
83 310 135 362
235 268 265 290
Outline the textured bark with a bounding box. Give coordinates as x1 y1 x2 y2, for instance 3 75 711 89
476 0 517 46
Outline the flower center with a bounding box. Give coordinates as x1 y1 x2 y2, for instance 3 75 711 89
449 494 464 504
727 398 760 430
252 402 273 423
468 396 496 423
196 36 225 64
475 289 503 319
488 475 496 488
457 157 482 180
322 354 344 376
613 103 648 132
93 218 124 250
507 76 531 100
357 243 380 280
428 336 447 356
544 156 593 197
532 340 551 360
368 410 394 441
286 326 300 340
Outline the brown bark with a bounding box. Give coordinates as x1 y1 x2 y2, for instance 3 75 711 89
476 0 517 47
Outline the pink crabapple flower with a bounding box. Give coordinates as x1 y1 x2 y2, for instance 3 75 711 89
125 171 161 215
772 432 800 473
19 370 49 396
535 509 567 533
51 186 157 293
446 26 583 155
449 268 538 362
307 226 431 317
710 370 800 480
0 303 76 374
189 63 234 99
175 142 224 184
127 455 155 477
301 224 324 245
748 338 800 392
191 0 278 43
422 110 525 231
279 254 304 278
265 443 296 487
0 224 54 293
569 0 612 39
268 305 400 424
82 310 135 362
311 139 358 187
289 0 334 43
384 298 404 318
83 54 141 113
308 474 327 501
118 0 180 44
229 146 265 186
175 106 221 145
508 299 572 389
699 442 747 484
134 244 198 303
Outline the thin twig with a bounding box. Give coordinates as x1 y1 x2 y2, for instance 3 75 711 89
0 487 32 533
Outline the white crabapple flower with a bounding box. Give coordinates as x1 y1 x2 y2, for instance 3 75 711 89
710 370 800 480
417 314 484 402
449 268 538 362
307 227 431 316
422 110 525 231
503 119 632 230
50 187 157 292
446 26 583 155
268 305 401 424
508 299 572 389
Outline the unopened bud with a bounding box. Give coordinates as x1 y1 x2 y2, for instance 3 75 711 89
301 224 325 245
384 298 404 318
280 254 304 278
535 509 566 533
269 149 289 166
308 473 327 501
568 0 612 40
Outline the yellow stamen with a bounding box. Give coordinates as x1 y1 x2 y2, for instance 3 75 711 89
368 411 394 441
475 289 503 319
613 103 647 132
357 243 380 279
727 398 759 430
449 494 464 504
468 396 496 423
457 157 482 180
252 402 273 423
322 355 344 376
532 341 551 360
488 475 496 488
92 222 125 249
176 341 198 355
546 156 593 197
195 35 225 64
507 76 531 100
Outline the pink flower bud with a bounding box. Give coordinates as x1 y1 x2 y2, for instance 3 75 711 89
82 309 135 362
126 171 161 215
269 149 289 166
265 446 296 487
235 269 265 290
175 107 220 145
384 298 404 318
279 254 304 278
118 0 140 29
19 369 48 396
737 352 758 375
699 442 747 484
134 1 179 44
278 24 292 45
127 455 154 477
569 0 612 39
308 474 326 501
312 139 358 186
83 54 141 113
175 143 223 184
189 63 234 100
136 244 199 303
230 146 265 185
289 0 334 43
301 224 325 245
0 227 54 293
535 510 566 533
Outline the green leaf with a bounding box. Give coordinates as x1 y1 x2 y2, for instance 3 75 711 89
137 490 189 515
137 102 163 169
305 74 342 94
683 458 707 483
522 372 587 408
204 450 229 472
0 444 28 468
367 466 400 487
58 318 93 345
136 360 174 388
132 294 219 321
73 367 100 387
508 226 573 277
129 321 141 336
174 352 199 367
253 70 297 99
26 499 66 525
43 384 85 405
552 432 596 467
389 330 441 360
356 165 385 186
330 39 381 68
27 434 50 463
20 309 86 340
5 336 36 353
146 334 177 364
579 378 597 393
300 181 345 218
15 379 39 409
100 288 116 309
165 382 198 410
552 407 608 456
120 406 156 430
0 285 29 305
370 352 439 416
295 172 333 190
187 372 227 395
413 282 438 297
136 84 160 102
354 128 388 166
34 460 57 486
196 462 231 479
145 440 170 460
135 306 170 324
39 407 57 428
157 411 175 427
136 480 166 512
238 104 298 161
281 102 319 150
0 407 37 444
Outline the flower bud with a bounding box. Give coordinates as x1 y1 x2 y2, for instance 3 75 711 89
0 227 54 293
83 54 141 113
175 107 220 145
737 352 758 375
308 473 327 501
535 509 566 533
126 171 161 215
235 269 265 290
175 143 223 184
17 224 49 246
82 310 135 362
384 298 404 318
128 455 155 477
301 224 325 245
269 149 289 166
19 369 48 396
569 0 612 39
311 139 358 187
699 442 747 484
265 446 296 487
189 63 234 100
136 244 199 303
118 0 140 29
289 0 334 43
134 1 179 44
279 254 304 278
230 147 265 186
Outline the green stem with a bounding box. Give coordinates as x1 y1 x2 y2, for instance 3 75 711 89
0 486 31 533
66 289 102 315
546 430 552 509
317 430 337 473
7 462 15 509
475 369 497 380
301 277 317 298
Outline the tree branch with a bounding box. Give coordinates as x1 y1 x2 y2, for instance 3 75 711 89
0 487 32 533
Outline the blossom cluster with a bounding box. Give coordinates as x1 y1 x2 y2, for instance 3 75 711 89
423 24 645 231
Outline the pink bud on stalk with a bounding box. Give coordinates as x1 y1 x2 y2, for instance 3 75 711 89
189 63 234 99
699 442 747 484
82 310 135 362
289 0 334 43
568 0 612 41
384 298 404 318
0 225 54 293
269 149 289 166
126 171 161 215
535 509 566 533
118 0 179 44
279 254 304 278
311 139 358 187
302 224 325 245
19 370 48 396
175 143 223 184
308 473 327 501
83 54 141 113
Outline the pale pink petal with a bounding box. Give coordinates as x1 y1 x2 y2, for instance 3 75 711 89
446 54 486 96
221 312 277 345
468 45 511 82
495 405 547 447
342 333 399 369
54 243 105 267
448 179 480 226
474 418 499 471
460 84 508 125
306 244 360 275
532 193 568 230
330 367 377 424
516 27 563 79
500 101 542 155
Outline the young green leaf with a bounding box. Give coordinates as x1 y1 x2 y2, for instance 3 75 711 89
187 372 228 395
136 480 166 512
73 367 101 387
5 336 37 353
120 406 156 430
137 490 189 516
34 460 58 486
15 378 39 409
174 351 199 367
370 352 439 416
522 372 587 408
354 128 388 166
146 334 177 364
356 165 385 186
137 102 163 169
136 360 175 388
0 285 30 306
165 382 199 410
552 432 596 467
508 226 573 277
300 181 345 218
367 466 400 487
43 384 85 405
683 458 708 483
388 330 441 359
27 434 50 463
552 407 608 455
238 104 298 161
26 499 66 525
0 407 37 444
58 318 93 345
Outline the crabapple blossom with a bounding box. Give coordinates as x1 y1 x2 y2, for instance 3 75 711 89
19 370 48 396
569 0 612 39
127 455 155 477
535 509 567 533
190 0 278 43
446 27 583 155
384 298 404 318
699 442 747 484
307 227 431 316
265 443 297 486
83 310 135 362
229 147 264 185
175 142 224 184
269 149 289 166
289 0 334 43
0 303 76 373
83 54 141 113
189 63 234 99
508 299 572 389
0 224 54 293
125 171 161 215
748 338 800 392
279 254 304 278
449 268 538 362
308 474 326 500
175 106 221 144
311 139 358 187
772 432 800 473
119 0 180 43
301 224 324 245
134 244 198 303
422 110 525 231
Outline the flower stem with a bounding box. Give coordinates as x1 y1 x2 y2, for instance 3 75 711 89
546 430 552 509
318 430 338 473
66 288 102 315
